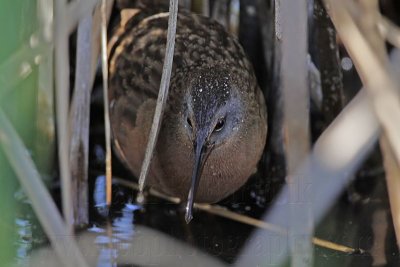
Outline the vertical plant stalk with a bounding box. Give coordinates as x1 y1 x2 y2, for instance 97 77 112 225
138 0 179 192
381 136 400 248
385 48 400 248
66 0 101 34
69 15 92 226
101 0 113 206
257 0 287 185
280 0 313 265
54 0 73 232
202 0 210 17
313 0 344 125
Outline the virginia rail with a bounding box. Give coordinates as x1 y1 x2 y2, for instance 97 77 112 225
108 2 267 222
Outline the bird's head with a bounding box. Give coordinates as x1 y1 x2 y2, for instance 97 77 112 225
181 67 245 222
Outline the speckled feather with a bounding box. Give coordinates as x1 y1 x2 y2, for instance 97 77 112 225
109 10 259 103
108 5 267 202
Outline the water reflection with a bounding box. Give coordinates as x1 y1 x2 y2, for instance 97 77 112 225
26 175 226 266
90 206 139 266
15 218 32 267
27 207 225 266
91 175 139 266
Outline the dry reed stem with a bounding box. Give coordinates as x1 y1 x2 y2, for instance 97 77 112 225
138 0 179 192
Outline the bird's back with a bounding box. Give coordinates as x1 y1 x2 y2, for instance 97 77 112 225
109 2 258 100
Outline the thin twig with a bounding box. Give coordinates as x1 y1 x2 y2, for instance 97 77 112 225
91 0 114 85
101 0 113 207
312 238 360 254
138 0 179 192
0 108 89 267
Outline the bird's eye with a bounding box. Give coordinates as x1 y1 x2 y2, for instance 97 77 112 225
214 118 225 132
187 117 193 128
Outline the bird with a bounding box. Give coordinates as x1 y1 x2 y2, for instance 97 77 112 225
108 1 267 222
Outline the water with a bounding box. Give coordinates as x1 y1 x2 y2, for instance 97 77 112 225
88 174 264 265
14 161 400 266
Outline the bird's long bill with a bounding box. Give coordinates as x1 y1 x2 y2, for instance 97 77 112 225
185 136 210 223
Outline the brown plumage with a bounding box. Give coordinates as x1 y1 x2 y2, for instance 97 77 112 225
108 3 267 221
